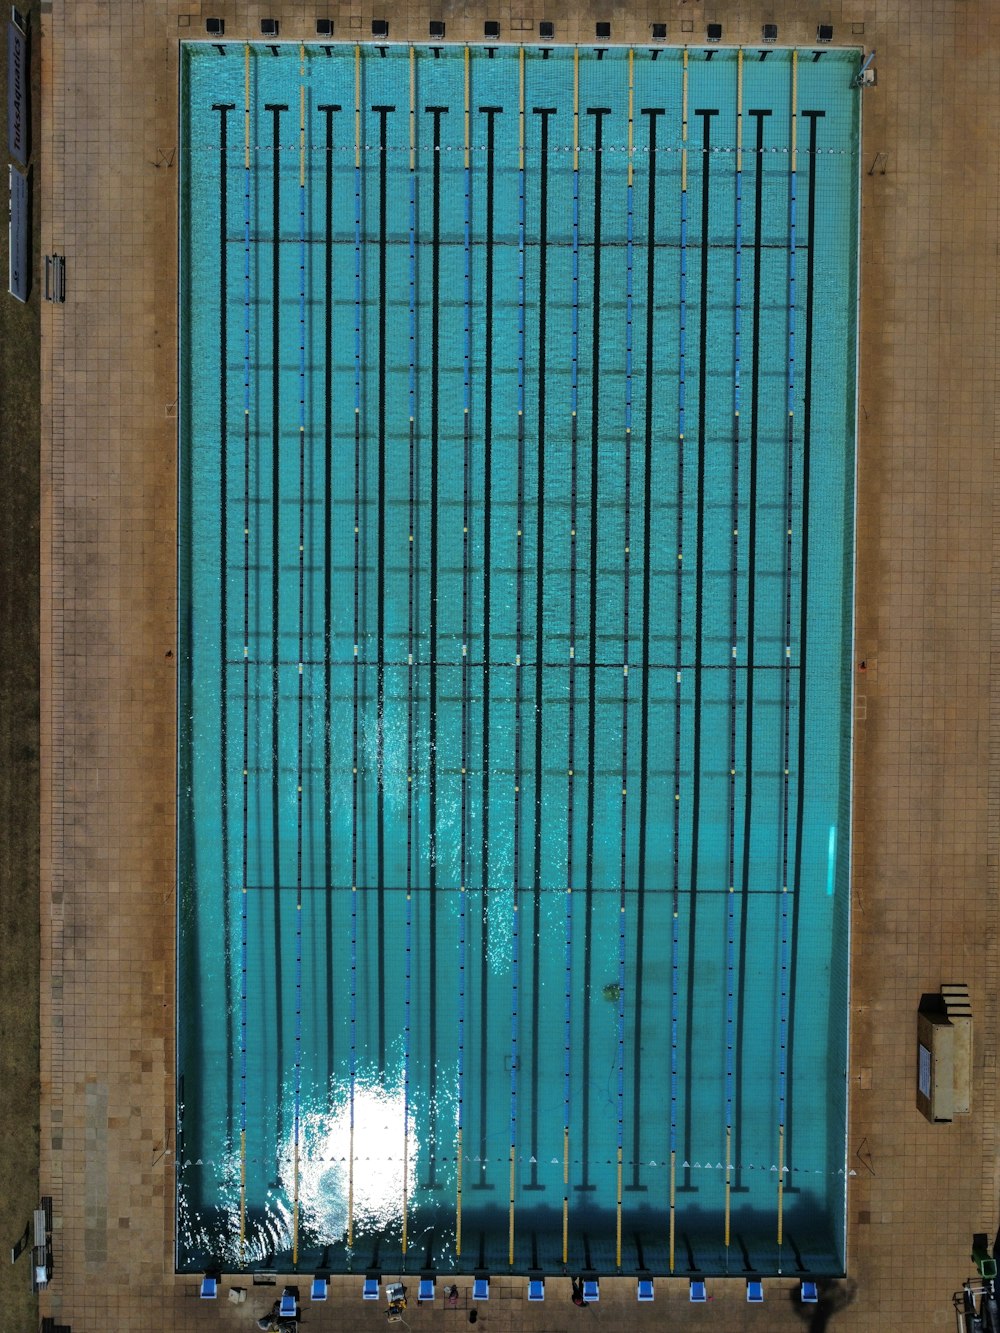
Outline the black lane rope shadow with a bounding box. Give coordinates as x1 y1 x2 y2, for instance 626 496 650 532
681 104 718 1192
578 103 610 1197
319 101 341 1090
425 101 449 1189
212 98 236 1140
630 103 664 1194
562 109 581 1258
527 103 556 1195
475 104 502 1190
373 102 394 1073
787 108 825 1179
734 107 771 1190
265 101 288 1151
405 103 418 1230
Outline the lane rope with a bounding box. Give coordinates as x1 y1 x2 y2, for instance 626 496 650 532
669 45 690 1278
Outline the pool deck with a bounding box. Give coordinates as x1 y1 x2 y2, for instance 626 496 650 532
37 0 999 1329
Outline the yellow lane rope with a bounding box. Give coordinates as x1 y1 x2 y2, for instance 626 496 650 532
627 47 634 189
518 44 525 172
573 45 579 172
669 1150 676 1273
464 43 470 170
456 1126 464 1257
409 44 415 172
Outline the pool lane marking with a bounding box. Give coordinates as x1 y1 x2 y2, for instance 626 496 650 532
776 50 798 1267
476 103 503 1188
615 46 635 1272
373 100 396 1073
318 100 342 1088
509 51 526 1264
633 102 664 1194
683 103 719 1187
211 94 237 1171
240 52 253 1255
292 51 307 1265
670 45 689 1277
264 98 289 1152
529 101 557 1197
787 100 826 1236
580 100 611 1201
425 99 449 1189
349 43 362 1253
735 102 772 1190
724 47 743 1262
689 99 718 774
457 45 471 1255
405 49 416 1258
563 44 579 1266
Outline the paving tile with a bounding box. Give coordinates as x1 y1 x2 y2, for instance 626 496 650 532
38 0 1000 1329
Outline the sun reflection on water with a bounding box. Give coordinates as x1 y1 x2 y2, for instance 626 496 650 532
295 1078 418 1240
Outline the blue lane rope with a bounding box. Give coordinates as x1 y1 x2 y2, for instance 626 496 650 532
291 71 307 1262
348 89 362 1253
616 158 635 1254
777 77 799 1264
239 59 253 1259
562 134 580 1268
508 104 527 1264
671 111 688 1193
402 97 417 1257
457 92 472 1256
725 64 744 1266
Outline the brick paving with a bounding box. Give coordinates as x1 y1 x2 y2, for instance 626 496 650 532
37 0 999 1330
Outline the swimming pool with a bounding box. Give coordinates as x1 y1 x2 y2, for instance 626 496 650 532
178 40 859 1278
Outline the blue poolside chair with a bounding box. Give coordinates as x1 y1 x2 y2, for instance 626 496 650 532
472 1275 490 1301
801 1280 818 1303
747 1277 764 1303
418 1277 435 1302
279 1289 296 1319
527 1276 544 1302
582 1277 600 1303
637 1275 654 1302
689 1278 707 1302
199 1275 217 1299
362 1275 379 1300
311 1277 328 1301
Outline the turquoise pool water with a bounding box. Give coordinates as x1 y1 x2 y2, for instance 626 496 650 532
178 41 859 1278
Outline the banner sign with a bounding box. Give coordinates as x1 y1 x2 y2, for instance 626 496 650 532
7 9 28 166
8 164 28 302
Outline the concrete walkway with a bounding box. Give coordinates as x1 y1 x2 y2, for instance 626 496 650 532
38 1 999 1329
